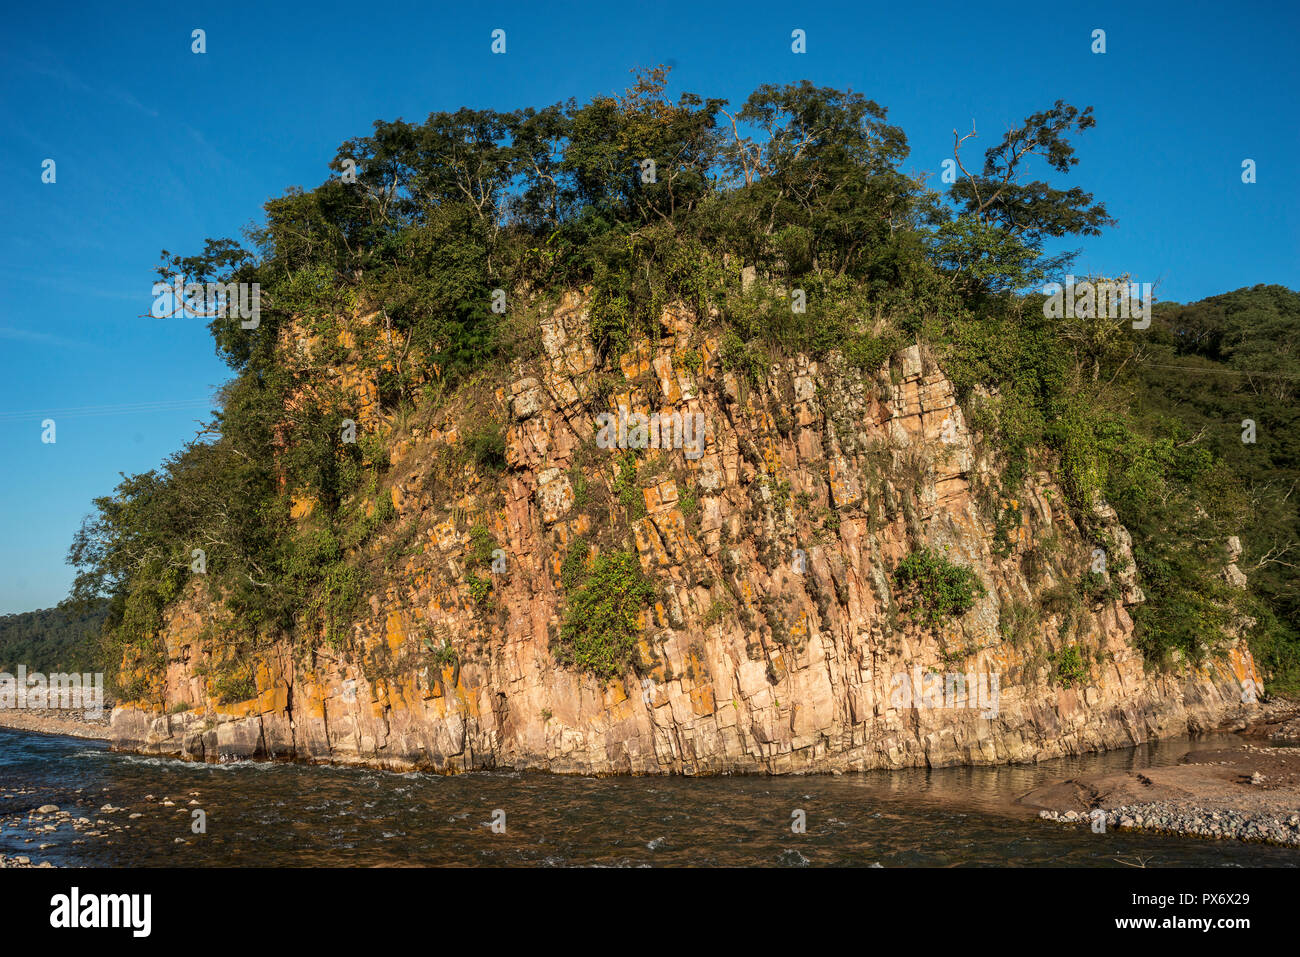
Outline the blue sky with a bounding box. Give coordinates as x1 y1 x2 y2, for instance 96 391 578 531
1 0 1297 614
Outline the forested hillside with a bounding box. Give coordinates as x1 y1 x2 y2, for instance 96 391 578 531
0 601 108 674
62 67 1297 699
1142 286 1300 689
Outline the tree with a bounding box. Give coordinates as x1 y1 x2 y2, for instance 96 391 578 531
944 100 1115 292
715 81 919 279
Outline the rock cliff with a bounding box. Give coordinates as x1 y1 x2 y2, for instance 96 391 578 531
110 293 1262 773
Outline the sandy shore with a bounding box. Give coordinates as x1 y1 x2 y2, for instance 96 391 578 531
1023 703 1300 847
0 706 112 740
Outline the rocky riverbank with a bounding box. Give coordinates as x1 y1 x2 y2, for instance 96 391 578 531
0 706 111 740
1037 802 1300 847
1025 702 1300 848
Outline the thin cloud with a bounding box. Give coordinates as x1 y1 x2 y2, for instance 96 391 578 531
15 53 159 119
0 326 87 349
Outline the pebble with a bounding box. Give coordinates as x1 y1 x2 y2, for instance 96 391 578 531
1039 802 1300 846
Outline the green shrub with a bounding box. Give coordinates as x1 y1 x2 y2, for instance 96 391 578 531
893 547 986 626
843 331 903 372
999 599 1039 648
719 331 768 384
1079 569 1118 603
557 551 655 680
679 487 698 518
703 598 731 626
424 636 459 668
467 522 497 566
466 571 492 607
561 538 591 591
463 422 507 472
1051 645 1089 688
570 468 590 509
210 661 257 704
612 449 646 516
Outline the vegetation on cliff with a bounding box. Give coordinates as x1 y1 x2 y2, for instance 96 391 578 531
63 67 1297 697
556 549 656 679
893 548 986 628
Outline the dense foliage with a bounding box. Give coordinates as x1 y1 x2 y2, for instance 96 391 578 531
555 550 656 680
61 66 1296 692
1140 286 1300 690
0 601 107 674
893 548 986 627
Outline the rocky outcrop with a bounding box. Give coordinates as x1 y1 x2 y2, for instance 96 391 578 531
110 293 1263 773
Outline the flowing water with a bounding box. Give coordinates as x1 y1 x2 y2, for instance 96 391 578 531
1 727 1297 867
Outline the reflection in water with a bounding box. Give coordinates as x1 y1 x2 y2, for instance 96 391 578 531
1 728 1296 867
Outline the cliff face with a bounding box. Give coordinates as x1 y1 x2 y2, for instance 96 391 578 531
110 293 1261 773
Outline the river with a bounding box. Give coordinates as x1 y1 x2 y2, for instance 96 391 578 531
1 727 1297 867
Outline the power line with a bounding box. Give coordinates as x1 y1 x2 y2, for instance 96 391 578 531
1140 361 1300 381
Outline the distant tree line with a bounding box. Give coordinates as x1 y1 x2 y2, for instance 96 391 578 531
0 600 107 674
